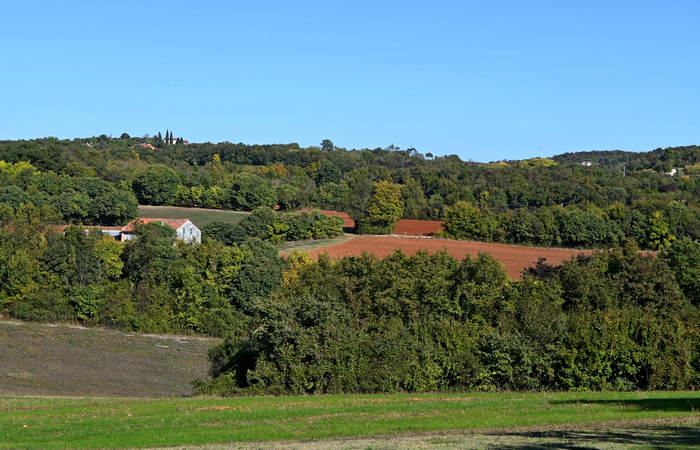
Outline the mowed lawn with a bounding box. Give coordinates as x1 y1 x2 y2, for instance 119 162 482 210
138 205 249 227
2 391 699 448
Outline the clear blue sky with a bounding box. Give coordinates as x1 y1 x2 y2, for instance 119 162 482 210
2 1 699 161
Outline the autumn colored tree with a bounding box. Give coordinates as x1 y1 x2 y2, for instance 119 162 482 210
360 180 404 234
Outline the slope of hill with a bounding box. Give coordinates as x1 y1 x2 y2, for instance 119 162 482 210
0 320 217 397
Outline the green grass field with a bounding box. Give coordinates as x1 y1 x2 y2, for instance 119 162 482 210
138 205 249 227
2 391 699 448
278 233 357 254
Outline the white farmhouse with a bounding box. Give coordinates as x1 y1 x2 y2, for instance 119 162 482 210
55 218 202 244
120 218 201 243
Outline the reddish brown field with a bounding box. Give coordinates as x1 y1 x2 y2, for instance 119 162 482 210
393 219 444 236
300 236 592 280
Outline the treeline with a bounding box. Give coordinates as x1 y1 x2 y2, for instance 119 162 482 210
0 161 137 225
0 137 698 250
196 239 699 395
203 207 344 246
442 200 697 249
552 145 700 172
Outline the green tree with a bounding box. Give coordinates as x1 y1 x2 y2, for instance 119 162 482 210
344 169 374 222
442 201 497 241
122 222 177 285
94 236 124 280
318 182 348 211
401 178 428 219
661 238 700 305
228 173 277 210
315 160 341 185
362 180 404 233
132 166 179 205
648 211 675 249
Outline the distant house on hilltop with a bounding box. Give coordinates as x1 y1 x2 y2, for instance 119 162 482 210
164 136 189 145
53 218 201 244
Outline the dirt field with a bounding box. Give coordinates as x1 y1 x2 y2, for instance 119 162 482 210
393 219 444 236
299 236 592 280
0 320 218 397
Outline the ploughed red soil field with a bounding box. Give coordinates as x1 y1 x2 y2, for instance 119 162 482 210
297 236 592 280
393 219 444 236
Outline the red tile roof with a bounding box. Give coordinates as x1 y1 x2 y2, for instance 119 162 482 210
51 218 191 233
50 224 123 233
120 218 190 232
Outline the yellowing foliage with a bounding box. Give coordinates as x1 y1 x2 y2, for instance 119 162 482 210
282 251 313 285
0 160 38 178
519 158 557 168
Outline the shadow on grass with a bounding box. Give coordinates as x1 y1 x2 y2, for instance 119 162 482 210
551 397 700 412
485 398 700 448
486 425 700 449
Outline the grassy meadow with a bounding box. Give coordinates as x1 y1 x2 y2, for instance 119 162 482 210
0 321 216 397
277 233 358 254
137 205 249 227
2 391 699 448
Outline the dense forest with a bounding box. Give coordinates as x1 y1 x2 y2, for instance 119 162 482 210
1 135 698 394
0 135 698 249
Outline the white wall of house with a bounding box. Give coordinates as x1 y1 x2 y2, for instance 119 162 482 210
121 232 136 241
102 230 121 239
177 220 201 244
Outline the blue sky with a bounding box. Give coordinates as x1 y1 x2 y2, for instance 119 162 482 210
2 1 699 161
